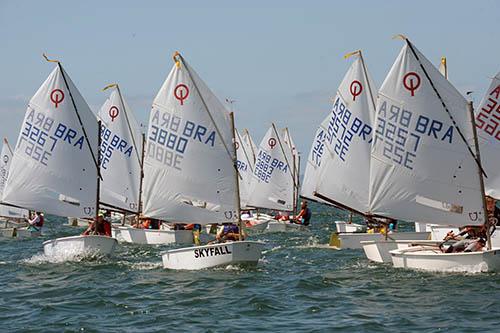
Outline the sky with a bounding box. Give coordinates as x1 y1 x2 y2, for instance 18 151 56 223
1 0 499 172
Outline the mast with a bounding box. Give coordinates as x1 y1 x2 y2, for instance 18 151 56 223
96 121 102 221
230 112 243 241
468 101 490 249
138 133 146 215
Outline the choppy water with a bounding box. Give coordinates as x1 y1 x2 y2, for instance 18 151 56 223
1 203 499 332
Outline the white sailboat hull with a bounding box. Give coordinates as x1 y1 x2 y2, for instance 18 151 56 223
117 226 194 245
43 235 117 257
162 241 264 270
330 231 430 249
362 240 442 263
266 220 307 232
334 221 366 233
390 246 500 272
0 227 41 238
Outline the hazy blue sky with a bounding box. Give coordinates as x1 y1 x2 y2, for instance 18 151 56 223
1 0 499 170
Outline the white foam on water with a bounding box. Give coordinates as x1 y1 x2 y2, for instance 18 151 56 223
262 245 281 254
129 261 162 270
21 250 104 265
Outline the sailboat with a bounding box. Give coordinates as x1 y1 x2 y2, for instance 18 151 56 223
360 37 500 272
140 52 263 270
2 55 117 257
246 124 302 232
266 127 306 232
307 50 428 249
0 138 32 237
234 128 272 232
95 84 193 245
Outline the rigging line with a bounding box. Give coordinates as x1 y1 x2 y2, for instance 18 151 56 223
405 39 487 178
57 63 102 180
177 54 234 162
115 85 143 167
244 129 257 164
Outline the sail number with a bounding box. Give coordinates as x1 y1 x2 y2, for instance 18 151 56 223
374 100 454 170
326 96 372 162
476 84 500 140
253 150 288 183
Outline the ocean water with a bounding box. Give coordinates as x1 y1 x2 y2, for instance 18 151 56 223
1 203 499 332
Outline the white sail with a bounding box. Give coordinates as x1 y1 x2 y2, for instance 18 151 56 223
241 129 257 167
282 128 300 210
247 125 294 211
0 139 29 218
244 129 258 162
369 41 484 226
98 87 142 212
236 129 255 209
142 55 238 224
314 55 376 213
476 72 500 199
2 65 99 218
300 116 330 203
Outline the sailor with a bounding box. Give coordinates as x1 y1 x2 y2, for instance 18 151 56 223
215 223 245 243
82 214 112 236
294 201 312 226
27 211 44 232
486 196 500 226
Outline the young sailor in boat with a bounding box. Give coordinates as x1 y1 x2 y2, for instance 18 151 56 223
27 212 44 232
292 201 312 225
486 196 500 226
442 225 487 253
82 214 112 237
208 223 246 243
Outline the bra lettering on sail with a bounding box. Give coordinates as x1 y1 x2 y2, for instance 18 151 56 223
174 84 189 105
350 80 363 101
234 141 240 150
108 106 119 122
3 154 8 163
268 137 276 149
50 89 64 108
403 72 421 96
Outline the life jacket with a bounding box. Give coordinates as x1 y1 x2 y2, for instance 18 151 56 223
35 215 44 227
303 208 312 225
223 224 239 234
103 221 112 237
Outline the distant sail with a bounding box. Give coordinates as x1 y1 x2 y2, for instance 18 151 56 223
98 86 142 212
235 129 256 209
369 41 484 226
0 138 29 218
2 65 99 218
476 72 500 199
300 116 330 203
247 125 294 211
315 54 376 213
142 54 238 224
